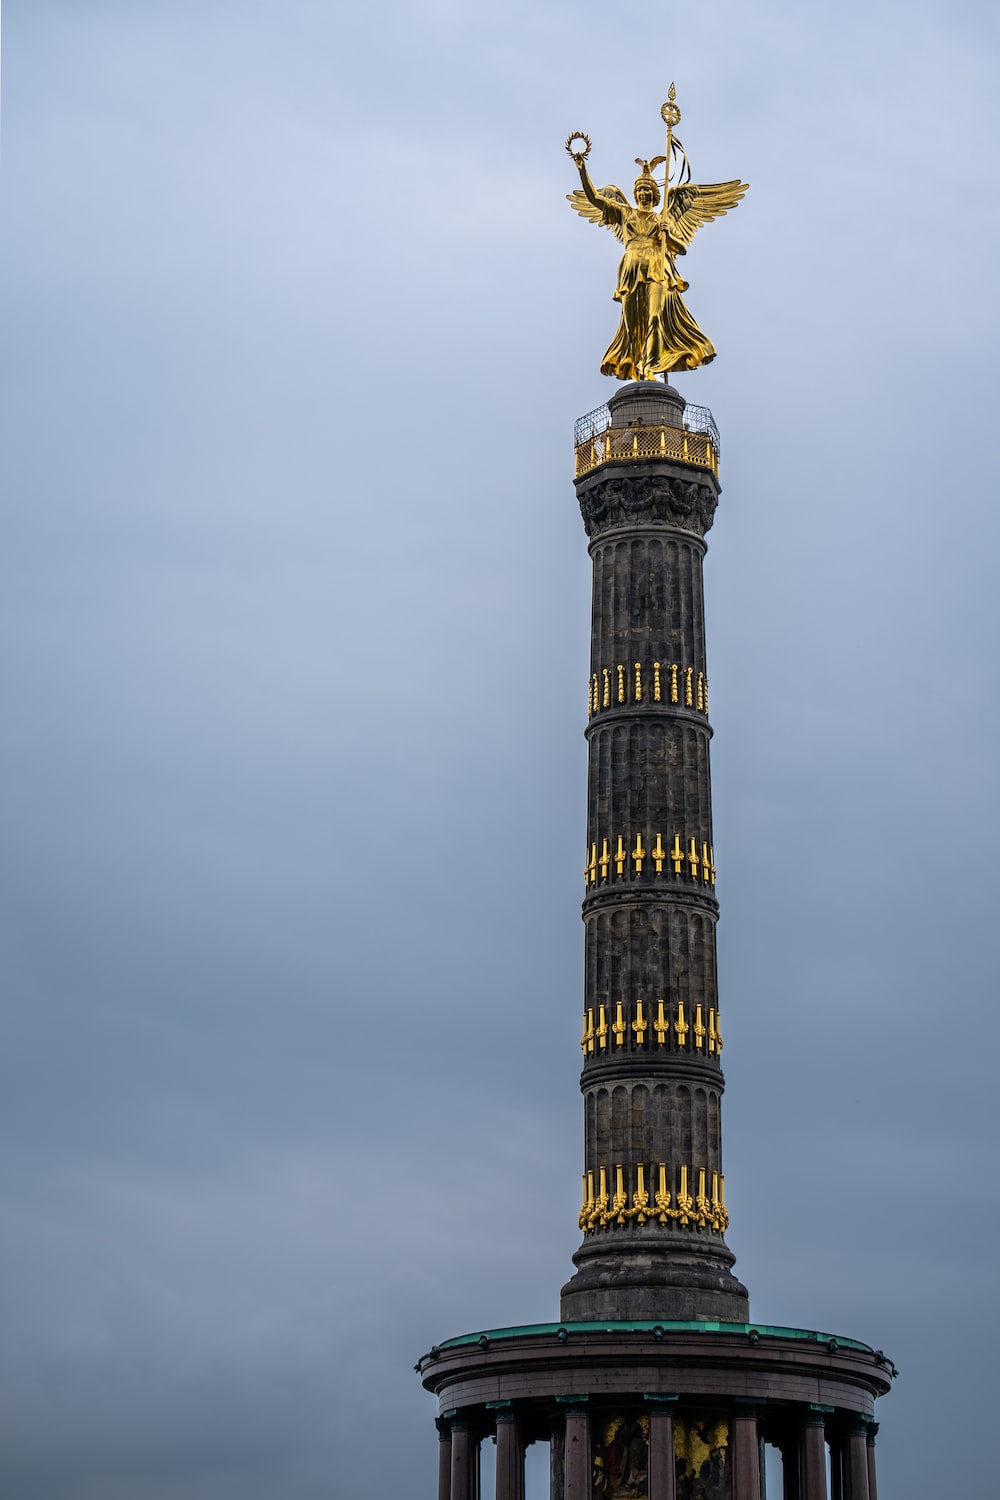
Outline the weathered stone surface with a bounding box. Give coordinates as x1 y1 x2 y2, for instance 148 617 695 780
577 472 719 540
565 407 746 1324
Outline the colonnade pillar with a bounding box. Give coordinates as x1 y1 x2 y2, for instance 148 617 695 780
646 1396 678 1500
437 1418 453 1500
451 1416 477 1500
829 1433 843 1500
562 1403 590 1500
493 1408 524 1500
865 1423 878 1500
779 1439 800 1500
731 1403 761 1500
843 1421 869 1500
549 1418 565 1500
801 1408 830 1500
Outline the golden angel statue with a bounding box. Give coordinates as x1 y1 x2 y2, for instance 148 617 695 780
566 89 747 381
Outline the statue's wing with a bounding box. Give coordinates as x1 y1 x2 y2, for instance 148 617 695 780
566 185 630 244
666 180 748 250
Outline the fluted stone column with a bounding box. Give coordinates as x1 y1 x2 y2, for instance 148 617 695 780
494 1409 524 1500
563 1405 590 1500
843 1422 869 1500
647 1398 678 1500
451 1417 476 1500
562 381 747 1323
731 1404 761 1500
802 1409 829 1500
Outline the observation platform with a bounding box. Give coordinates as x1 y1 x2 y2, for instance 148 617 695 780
574 395 720 479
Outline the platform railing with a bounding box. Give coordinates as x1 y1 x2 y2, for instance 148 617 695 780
574 400 720 478
575 421 718 478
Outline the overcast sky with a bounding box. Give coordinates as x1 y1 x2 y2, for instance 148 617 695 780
1 2 998 1497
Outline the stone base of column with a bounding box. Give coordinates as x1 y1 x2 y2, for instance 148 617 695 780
560 1229 749 1323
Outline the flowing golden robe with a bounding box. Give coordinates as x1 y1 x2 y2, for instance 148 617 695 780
598 200 715 380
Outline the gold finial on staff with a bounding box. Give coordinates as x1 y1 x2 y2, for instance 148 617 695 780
660 83 682 217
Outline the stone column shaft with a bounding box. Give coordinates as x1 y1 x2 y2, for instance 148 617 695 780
648 1409 677 1500
495 1415 524 1500
802 1420 828 1500
437 1422 453 1500
829 1436 843 1500
451 1424 476 1500
843 1428 869 1500
549 1419 565 1500
865 1425 878 1500
563 381 748 1325
781 1441 801 1500
731 1412 761 1500
564 1411 590 1500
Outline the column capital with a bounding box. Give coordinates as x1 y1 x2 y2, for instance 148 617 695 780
732 1398 760 1418
644 1393 680 1406
805 1404 835 1427
488 1402 517 1424
436 1417 452 1440
556 1394 590 1416
865 1421 879 1446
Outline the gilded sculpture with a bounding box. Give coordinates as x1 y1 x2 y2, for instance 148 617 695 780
567 86 747 381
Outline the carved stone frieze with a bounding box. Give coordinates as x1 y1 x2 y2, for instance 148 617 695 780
576 472 718 539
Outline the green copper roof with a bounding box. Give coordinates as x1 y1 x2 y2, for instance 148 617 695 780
435 1321 875 1354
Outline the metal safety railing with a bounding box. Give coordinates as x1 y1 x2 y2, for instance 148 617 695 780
574 401 719 478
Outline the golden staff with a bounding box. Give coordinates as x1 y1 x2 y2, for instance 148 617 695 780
660 83 681 223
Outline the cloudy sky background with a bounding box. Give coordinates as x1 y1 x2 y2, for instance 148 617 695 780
1 1 998 1496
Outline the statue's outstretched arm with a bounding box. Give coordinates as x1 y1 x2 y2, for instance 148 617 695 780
566 160 629 240
576 159 603 210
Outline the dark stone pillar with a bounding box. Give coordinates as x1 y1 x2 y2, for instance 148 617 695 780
829 1430 844 1500
801 1409 829 1500
865 1424 878 1500
646 1395 678 1500
843 1422 869 1500
780 1439 801 1500
451 1416 476 1500
563 1404 590 1500
550 1417 565 1500
731 1404 760 1500
437 1418 453 1500
494 1408 524 1500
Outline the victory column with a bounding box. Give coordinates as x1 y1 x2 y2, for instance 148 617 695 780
417 88 893 1500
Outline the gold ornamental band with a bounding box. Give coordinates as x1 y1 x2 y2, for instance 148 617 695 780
579 1162 729 1235
588 661 708 716
581 999 721 1057
585 833 716 887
